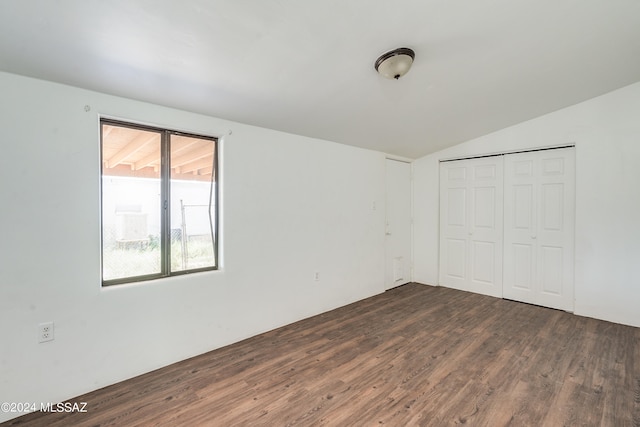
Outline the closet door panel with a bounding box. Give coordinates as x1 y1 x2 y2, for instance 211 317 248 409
540 245 563 295
513 243 533 291
445 238 466 280
440 157 503 298
504 148 575 311
439 164 468 291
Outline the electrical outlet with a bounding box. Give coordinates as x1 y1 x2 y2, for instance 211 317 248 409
38 322 54 343
314 272 320 281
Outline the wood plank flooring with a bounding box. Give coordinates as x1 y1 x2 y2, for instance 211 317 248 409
4 283 640 426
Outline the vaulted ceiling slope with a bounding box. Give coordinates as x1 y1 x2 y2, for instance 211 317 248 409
1 1 639 158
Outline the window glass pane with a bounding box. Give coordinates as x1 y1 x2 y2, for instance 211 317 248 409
102 124 162 281
169 134 216 272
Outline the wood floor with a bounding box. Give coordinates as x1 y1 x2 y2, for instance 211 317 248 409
5 283 640 426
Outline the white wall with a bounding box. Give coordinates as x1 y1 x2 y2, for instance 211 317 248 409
0 72 386 422
414 81 640 328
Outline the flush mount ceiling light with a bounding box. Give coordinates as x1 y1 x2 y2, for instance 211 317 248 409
374 47 415 80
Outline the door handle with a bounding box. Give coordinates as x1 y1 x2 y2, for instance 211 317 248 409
531 235 537 239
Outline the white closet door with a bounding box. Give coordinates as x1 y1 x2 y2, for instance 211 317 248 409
439 157 504 298
503 148 575 311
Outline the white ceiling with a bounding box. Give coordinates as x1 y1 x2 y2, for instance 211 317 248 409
1 1 639 158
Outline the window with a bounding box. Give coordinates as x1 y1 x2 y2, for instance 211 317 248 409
100 119 218 285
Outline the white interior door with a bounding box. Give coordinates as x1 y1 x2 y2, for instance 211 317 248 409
503 148 575 311
439 157 504 297
385 159 412 290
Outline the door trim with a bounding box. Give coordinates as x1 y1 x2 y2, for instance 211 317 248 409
439 144 575 163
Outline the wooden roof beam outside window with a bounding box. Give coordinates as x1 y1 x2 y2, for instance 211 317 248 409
134 149 161 171
171 144 214 168
178 156 214 175
105 133 158 169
